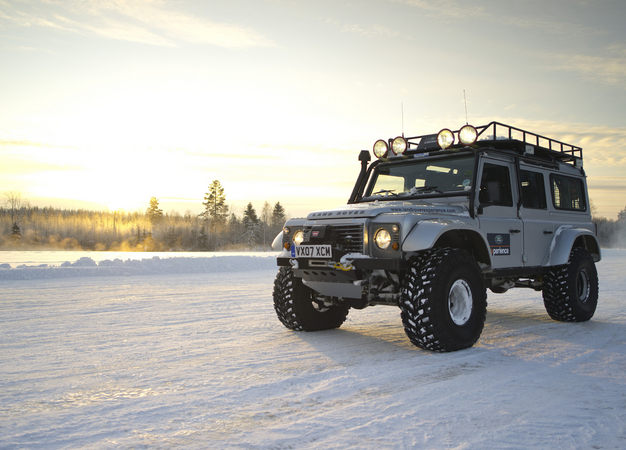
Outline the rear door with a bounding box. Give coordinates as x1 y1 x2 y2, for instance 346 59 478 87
519 164 553 267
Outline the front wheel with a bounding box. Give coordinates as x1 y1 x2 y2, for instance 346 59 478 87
543 247 598 322
273 267 349 331
400 248 487 352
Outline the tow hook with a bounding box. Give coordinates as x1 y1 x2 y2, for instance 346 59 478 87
333 261 353 271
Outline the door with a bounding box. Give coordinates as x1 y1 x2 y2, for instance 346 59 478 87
476 158 523 269
519 166 553 267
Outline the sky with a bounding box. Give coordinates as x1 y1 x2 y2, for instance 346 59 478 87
1 0 626 219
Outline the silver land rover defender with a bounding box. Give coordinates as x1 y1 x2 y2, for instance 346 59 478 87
271 122 601 352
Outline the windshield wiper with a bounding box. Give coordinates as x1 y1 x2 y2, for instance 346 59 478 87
409 186 442 194
370 189 399 197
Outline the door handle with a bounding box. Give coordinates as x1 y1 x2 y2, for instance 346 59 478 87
510 229 521 233
543 230 554 235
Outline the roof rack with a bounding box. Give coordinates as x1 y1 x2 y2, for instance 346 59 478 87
405 121 583 164
475 121 582 162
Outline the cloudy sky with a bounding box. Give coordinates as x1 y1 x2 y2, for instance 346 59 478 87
1 0 625 218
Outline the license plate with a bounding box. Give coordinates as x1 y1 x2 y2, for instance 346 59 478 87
292 245 332 258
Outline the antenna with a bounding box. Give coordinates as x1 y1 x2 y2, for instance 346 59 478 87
463 90 468 125
401 103 404 137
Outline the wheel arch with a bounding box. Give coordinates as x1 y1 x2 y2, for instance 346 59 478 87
547 226 602 266
402 220 492 268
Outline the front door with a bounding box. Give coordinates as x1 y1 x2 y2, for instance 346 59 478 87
476 157 523 269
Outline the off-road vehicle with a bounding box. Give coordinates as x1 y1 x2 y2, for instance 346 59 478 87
271 122 601 352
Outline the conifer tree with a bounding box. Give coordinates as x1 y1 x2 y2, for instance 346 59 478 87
271 201 286 228
202 180 228 224
243 202 258 223
242 202 259 247
146 197 164 225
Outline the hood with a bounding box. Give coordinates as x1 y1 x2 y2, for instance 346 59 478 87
306 201 468 220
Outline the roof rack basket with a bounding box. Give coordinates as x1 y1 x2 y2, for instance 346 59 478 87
475 121 582 162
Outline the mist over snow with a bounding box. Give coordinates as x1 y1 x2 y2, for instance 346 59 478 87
0 252 277 280
1 250 625 449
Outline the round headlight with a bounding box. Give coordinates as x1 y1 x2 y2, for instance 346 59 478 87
437 129 454 149
373 140 388 158
293 230 304 245
459 124 477 146
391 136 408 155
374 228 391 250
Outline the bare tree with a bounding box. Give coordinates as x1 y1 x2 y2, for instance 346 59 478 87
3 191 30 226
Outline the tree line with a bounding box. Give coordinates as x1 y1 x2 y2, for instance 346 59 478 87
0 183 287 251
4 186 626 251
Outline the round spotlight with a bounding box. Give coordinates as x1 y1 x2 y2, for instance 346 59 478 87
293 230 304 245
437 129 455 149
391 136 408 155
459 124 478 146
374 228 391 250
373 140 389 158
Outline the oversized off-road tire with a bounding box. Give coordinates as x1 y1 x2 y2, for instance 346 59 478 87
543 247 598 322
273 267 349 331
400 248 487 352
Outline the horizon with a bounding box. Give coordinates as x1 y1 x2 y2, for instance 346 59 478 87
2 1 626 219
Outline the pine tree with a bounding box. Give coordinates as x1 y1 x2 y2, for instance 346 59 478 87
202 180 228 224
146 197 164 225
243 202 258 223
271 201 286 228
10 223 22 244
242 202 259 247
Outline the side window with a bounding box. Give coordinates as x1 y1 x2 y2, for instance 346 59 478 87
520 170 547 209
479 163 513 207
551 175 586 211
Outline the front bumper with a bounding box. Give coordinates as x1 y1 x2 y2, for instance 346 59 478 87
277 257 405 272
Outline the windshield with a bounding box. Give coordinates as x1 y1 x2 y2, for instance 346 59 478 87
363 154 475 200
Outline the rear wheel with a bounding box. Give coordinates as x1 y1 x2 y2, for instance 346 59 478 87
273 267 349 331
400 248 487 352
543 247 598 322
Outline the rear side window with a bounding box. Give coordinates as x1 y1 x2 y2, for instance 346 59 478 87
551 174 586 211
520 170 547 209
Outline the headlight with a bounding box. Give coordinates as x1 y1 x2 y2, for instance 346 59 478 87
293 230 304 245
437 128 454 149
373 140 388 158
391 136 408 155
374 228 391 250
459 124 477 146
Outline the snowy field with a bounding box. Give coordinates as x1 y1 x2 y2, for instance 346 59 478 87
1 250 625 449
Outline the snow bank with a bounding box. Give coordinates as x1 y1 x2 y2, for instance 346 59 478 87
0 255 277 280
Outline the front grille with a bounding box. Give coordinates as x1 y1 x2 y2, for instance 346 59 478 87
304 224 364 253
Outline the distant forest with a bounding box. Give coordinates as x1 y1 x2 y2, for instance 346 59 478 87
0 183 287 251
2 187 626 251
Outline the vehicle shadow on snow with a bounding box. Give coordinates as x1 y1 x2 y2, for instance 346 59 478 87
480 308 625 350
288 307 624 361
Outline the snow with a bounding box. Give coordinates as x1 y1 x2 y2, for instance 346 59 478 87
1 250 625 449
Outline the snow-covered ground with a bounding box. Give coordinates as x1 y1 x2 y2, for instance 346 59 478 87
1 250 625 449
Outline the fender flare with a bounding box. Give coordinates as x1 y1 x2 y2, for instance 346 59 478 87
547 226 602 266
402 219 493 267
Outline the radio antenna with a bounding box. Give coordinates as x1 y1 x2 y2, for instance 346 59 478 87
401 103 404 137
463 90 468 125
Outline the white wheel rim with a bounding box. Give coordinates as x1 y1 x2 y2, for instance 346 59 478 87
577 269 590 303
448 279 473 326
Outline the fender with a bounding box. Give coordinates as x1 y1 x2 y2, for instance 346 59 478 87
546 226 602 266
402 219 493 267
271 232 284 251
272 218 307 252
